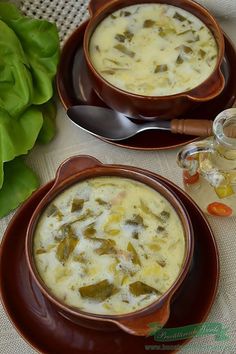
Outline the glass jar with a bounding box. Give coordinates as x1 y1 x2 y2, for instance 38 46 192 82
177 108 236 217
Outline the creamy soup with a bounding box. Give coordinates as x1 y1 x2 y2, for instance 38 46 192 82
34 177 185 315
89 4 218 96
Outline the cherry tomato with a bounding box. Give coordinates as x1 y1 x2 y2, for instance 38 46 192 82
183 170 199 185
207 202 233 217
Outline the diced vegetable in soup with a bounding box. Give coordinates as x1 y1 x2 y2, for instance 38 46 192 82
34 177 185 315
89 4 218 96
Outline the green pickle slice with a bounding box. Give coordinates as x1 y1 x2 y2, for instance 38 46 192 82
79 279 117 301
127 242 141 265
56 225 79 263
129 281 162 296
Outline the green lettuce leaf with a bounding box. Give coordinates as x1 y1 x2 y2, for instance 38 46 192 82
37 100 57 144
0 3 60 217
0 107 43 188
0 19 33 118
0 2 60 106
0 157 39 218
0 2 21 19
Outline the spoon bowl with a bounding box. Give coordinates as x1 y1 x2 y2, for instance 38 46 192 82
67 105 171 141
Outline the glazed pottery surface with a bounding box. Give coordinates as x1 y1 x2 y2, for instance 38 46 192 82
57 22 236 150
0 157 219 354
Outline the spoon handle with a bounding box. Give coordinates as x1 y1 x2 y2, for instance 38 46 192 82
171 119 213 136
171 119 236 137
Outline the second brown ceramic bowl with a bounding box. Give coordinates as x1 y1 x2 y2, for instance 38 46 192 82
83 0 225 120
25 155 194 336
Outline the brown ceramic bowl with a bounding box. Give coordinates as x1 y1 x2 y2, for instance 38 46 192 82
25 155 194 336
83 0 225 120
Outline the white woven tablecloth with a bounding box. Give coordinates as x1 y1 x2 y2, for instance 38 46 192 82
1 1 236 353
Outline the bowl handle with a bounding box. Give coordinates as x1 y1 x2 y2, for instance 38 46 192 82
54 155 102 185
115 296 171 336
88 0 110 16
188 69 225 101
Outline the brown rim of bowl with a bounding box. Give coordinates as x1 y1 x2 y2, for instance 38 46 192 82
83 0 225 102
25 166 194 324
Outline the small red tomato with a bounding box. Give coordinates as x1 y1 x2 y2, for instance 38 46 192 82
207 202 233 217
183 170 199 185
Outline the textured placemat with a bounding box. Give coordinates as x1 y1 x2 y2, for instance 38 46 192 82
20 0 89 42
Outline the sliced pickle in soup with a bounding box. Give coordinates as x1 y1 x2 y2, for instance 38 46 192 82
129 281 162 296
143 19 155 28
95 198 109 206
79 279 117 301
176 54 184 64
119 10 132 17
173 12 187 22
83 222 96 238
179 45 193 54
115 33 126 43
114 44 135 58
154 64 168 73
139 200 163 222
70 209 95 224
56 228 79 263
73 252 86 263
160 210 170 221
71 198 84 212
103 58 121 66
132 231 139 239
127 242 141 265
199 49 206 59
95 239 117 255
124 30 134 41
125 214 145 227
101 70 115 75
46 204 63 220
36 244 56 254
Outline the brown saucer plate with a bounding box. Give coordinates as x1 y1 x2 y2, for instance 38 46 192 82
0 160 219 354
57 21 236 150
